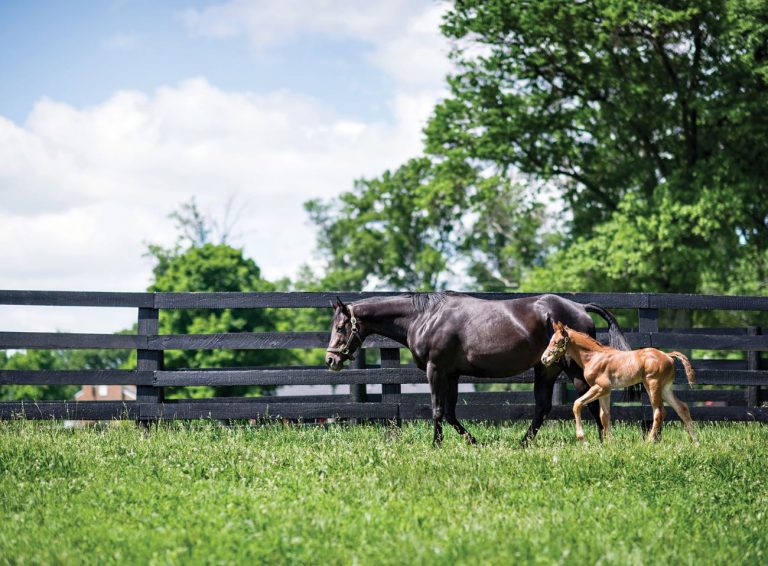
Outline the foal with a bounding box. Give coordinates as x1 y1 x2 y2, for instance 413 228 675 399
541 321 698 444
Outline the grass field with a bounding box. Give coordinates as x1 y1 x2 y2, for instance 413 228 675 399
0 420 766 565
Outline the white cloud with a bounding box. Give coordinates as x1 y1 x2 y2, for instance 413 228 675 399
0 1 452 333
0 76 433 330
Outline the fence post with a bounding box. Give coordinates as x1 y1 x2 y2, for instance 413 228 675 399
349 349 367 423
136 307 164 426
747 327 762 407
638 308 659 335
380 348 402 426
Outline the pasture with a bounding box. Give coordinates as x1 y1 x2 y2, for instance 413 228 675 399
1 420 765 565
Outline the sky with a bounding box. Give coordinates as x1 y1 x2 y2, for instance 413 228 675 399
0 0 452 333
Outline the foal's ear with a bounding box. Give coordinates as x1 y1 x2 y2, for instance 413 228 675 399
554 320 565 332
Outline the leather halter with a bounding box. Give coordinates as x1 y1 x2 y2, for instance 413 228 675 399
326 306 362 361
547 334 569 361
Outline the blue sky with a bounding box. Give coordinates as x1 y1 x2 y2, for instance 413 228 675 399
0 0 394 125
0 0 450 333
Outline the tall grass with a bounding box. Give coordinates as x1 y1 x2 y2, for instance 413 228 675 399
0 420 765 565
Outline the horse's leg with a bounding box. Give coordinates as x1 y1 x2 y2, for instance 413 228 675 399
568 365 605 441
426 361 444 446
598 395 612 441
646 380 665 442
573 384 608 442
661 383 699 445
445 377 477 445
521 363 558 447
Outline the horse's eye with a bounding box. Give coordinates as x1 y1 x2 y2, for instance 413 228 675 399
336 326 345 332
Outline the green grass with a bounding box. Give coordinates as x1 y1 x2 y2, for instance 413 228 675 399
0 420 766 565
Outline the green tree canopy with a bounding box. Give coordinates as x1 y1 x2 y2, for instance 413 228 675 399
308 0 768 296
428 0 768 293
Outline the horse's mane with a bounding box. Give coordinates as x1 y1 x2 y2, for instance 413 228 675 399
404 291 463 313
353 291 463 314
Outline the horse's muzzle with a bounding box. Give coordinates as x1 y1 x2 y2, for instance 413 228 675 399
325 352 343 372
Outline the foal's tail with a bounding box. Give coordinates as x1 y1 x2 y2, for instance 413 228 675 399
669 352 696 386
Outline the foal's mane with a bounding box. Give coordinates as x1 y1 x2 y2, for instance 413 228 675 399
567 327 610 351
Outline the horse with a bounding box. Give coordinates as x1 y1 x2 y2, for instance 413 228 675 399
541 321 698 444
325 292 631 446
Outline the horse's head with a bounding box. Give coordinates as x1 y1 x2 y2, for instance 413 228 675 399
325 297 362 371
541 320 569 366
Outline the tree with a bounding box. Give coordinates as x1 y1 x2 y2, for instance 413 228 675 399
305 157 548 290
424 0 768 294
147 241 296 397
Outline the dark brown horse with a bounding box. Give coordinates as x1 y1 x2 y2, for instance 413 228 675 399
325 292 630 445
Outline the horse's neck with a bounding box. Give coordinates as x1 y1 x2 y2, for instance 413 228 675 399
354 297 415 347
567 332 604 367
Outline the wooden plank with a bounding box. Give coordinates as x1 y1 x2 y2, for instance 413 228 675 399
650 333 768 351
0 370 153 385
649 294 768 310
0 331 143 350
674 369 768 386
3 331 763 354
151 365 768 387
140 402 398 420
0 290 153 308
0 401 137 419
152 291 654 309
147 332 401 350
2 290 768 312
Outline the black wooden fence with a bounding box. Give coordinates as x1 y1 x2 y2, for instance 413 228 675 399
0 291 766 423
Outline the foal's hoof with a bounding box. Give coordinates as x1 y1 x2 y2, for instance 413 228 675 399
576 434 586 443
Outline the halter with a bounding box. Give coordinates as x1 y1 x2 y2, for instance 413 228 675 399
547 334 570 361
326 306 362 361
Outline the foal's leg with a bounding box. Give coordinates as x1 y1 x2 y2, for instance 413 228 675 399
445 377 477 445
573 383 609 442
426 361 444 446
661 384 699 445
570 371 606 441
521 364 558 446
598 396 612 440
646 381 666 442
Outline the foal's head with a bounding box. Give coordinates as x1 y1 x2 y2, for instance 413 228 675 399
325 297 362 371
541 321 569 366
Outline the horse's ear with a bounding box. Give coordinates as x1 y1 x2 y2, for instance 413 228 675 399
336 296 350 316
555 320 565 332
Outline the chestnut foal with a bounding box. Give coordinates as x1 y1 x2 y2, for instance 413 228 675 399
541 321 698 444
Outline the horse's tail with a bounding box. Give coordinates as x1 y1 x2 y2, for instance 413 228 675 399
584 303 631 351
669 351 696 386
584 303 641 400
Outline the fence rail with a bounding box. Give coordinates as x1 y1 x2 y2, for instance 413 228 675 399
1 291 766 424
